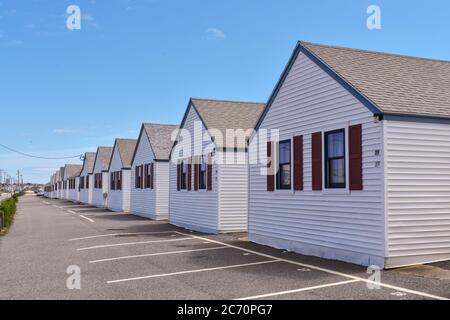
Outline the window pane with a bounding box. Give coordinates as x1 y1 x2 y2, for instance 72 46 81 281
280 164 291 187
330 159 345 184
279 142 291 164
327 131 345 157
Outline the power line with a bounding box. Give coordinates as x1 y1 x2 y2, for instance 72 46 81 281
0 143 83 160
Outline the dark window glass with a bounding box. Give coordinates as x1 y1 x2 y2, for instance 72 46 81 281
325 129 346 189
181 161 188 190
277 140 291 190
199 156 207 190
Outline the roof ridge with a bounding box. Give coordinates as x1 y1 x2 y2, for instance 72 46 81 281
144 122 179 127
299 41 450 64
191 97 265 105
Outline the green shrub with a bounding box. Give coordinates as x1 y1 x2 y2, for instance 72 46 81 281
0 197 18 233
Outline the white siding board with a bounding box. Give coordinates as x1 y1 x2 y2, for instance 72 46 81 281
218 151 249 232
385 120 450 266
249 51 384 267
155 162 170 218
92 157 109 208
108 146 129 212
130 131 157 219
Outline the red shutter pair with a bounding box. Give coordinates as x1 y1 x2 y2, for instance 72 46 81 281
311 124 363 191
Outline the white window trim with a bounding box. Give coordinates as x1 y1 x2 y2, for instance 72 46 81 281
274 139 295 195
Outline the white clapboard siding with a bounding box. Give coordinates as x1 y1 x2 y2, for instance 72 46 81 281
68 178 79 202
122 170 132 212
92 157 109 208
79 159 93 205
169 106 219 233
108 147 125 212
249 51 384 267
385 120 450 267
130 132 157 219
218 151 249 232
155 161 170 218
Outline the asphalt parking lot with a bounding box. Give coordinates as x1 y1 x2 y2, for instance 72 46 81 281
0 195 449 300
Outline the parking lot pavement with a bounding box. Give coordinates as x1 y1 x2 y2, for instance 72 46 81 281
0 196 449 300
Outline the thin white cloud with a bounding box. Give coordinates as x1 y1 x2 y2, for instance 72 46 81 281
82 14 95 21
205 28 226 40
81 13 98 28
53 128 81 134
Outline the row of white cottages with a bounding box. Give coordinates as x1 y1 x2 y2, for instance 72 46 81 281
44 41 450 269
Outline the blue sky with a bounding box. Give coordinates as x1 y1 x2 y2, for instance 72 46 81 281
0 0 449 183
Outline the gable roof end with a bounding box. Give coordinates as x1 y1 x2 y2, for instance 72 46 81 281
255 41 450 130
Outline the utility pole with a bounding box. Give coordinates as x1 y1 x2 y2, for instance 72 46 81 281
17 170 20 192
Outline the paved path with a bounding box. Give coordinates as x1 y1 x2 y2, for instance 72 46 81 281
0 196 449 300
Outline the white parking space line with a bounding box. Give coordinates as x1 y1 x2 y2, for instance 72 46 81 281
175 232 449 301
235 279 360 300
69 231 177 241
90 246 230 263
107 260 280 284
79 215 95 223
43 201 50 205
77 237 195 251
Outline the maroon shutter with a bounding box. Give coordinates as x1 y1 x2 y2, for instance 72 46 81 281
144 164 148 189
207 154 212 191
293 135 303 191
150 163 154 189
311 132 323 191
188 158 192 191
194 157 199 191
135 167 139 188
177 162 181 191
267 141 275 192
349 124 363 191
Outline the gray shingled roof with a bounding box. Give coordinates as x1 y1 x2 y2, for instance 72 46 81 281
115 139 138 168
65 164 83 179
144 123 179 160
190 98 265 148
95 147 113 171
82 152 96 174
301 41 450 118
59 167 65 181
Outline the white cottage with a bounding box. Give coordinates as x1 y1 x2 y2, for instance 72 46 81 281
63 164 82 203
58 167 65 199
92 147 113 208
50 173 56 198
107 138 138 212
130 123 178 220
249 41 450 269
79 152 96 205
170 98 265 234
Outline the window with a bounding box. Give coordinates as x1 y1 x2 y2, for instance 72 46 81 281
80 176 85 190
145 164 152 189
277 140 291 190
117 171 122 190
325 129 346 189
199 156 207 190
135 166 143 189
86 175 89 189
180 160 188 190
111 172 115 190
94 173 103 189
